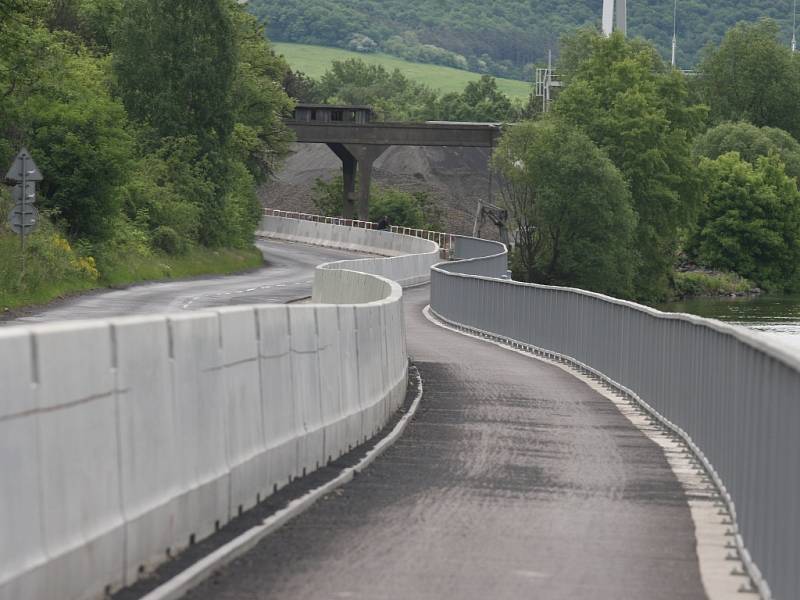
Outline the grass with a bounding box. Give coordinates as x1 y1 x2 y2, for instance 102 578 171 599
0 231 264 313
98 245 264 287
274 42 533 101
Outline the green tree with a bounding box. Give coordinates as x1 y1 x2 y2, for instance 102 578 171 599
555 30 706 300
227 6 294 183
493 118 636 297
692 152 800 291
24 50 133 240
311 176 430 228
114 0 237 153
697 19 800 138
693 121 800 181
434 75 515 122
317 58 437 121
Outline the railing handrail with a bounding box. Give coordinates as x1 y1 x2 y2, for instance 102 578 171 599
430 234 799 599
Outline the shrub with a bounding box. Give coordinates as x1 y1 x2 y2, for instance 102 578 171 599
152 226 184 254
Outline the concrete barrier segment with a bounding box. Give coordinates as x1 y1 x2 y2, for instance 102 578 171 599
0 216 434 600
216 307 268 517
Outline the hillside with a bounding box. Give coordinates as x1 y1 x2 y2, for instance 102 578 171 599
250 0 796 78
274 43 532 100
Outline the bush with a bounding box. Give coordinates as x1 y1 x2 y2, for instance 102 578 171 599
672 271 754 298
692 152 800 291
151 226 184 254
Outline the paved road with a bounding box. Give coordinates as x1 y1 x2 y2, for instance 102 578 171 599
2 239 361 325
186 286 707 600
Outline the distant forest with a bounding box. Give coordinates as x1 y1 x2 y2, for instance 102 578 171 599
246 0 797 79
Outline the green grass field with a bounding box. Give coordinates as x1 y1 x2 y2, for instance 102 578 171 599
274 42 533 101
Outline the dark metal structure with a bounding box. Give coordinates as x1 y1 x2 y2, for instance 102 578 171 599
286 104 501 219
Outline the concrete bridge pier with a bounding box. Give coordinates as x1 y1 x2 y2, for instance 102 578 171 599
327 143 389 220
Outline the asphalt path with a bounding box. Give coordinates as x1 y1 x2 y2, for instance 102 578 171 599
2 239 362 325
185 285 707 600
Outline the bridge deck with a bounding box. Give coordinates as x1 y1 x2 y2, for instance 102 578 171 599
185 286 706 600
287 120 499 147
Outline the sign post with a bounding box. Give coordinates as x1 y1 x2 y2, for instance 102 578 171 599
5 148 42 274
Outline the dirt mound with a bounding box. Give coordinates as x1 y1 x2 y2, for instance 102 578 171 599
259 143 494 235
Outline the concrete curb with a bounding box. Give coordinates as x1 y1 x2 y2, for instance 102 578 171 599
139 367 424 600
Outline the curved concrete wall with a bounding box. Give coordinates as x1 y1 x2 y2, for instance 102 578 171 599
258 215 440 289
0 217 436 600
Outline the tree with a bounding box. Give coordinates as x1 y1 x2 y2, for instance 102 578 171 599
311 176 430 228
434 75 515 122
555 30 706 300
493 118 636 297
114 0 237 153
697 19 800 138
693 121 800 181
691 152 800 291
317 58 437 121
227 6 294 183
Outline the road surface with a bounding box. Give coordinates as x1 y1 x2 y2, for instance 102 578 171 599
184 285 707 600
2 239 361 325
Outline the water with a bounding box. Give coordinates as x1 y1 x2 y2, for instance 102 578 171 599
657 295 800 355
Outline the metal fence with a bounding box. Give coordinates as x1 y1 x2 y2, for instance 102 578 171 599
430 236 799 599
264 208 455 255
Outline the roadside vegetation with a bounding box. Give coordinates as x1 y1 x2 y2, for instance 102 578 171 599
0 0 292 311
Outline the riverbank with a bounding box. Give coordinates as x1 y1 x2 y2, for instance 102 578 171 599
671 269 759 300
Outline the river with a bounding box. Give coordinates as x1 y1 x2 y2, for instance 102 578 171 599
657 295 800 356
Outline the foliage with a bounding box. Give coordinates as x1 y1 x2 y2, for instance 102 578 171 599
247 0 798 78
697 20 800 139
671 270 754 299
23 51 133 240
317 59 438 121
227 6 295 183
312 58 520 122
282 68 322 103
555 30 706 300
433 76 514 122
493 118 636 298
693 122 800 181
0 0 291 309
691 153 800 292
312 176 437 229
114 0 237 153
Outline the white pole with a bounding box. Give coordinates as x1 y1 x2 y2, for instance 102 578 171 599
671 0 678 66
602 0 614 36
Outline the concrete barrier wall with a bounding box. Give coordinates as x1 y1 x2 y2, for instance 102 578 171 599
0 217 433 600
258 215 440 290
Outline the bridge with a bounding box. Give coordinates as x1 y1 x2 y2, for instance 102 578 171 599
285 104 500 220
0 212 796 600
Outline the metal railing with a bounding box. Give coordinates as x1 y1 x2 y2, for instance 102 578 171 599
264 208 455 254
430 236 799 600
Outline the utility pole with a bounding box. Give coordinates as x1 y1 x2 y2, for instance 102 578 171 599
793 0 797 53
